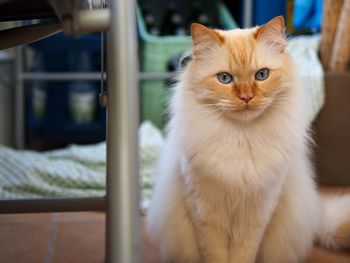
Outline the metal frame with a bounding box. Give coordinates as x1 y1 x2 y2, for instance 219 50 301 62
14 46 25 149
0 197 105 213
1 0 141 262
105 0 141 261
20 71 177 81
243 0 253 28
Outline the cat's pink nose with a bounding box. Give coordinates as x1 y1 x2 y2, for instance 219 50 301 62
239 94 254 103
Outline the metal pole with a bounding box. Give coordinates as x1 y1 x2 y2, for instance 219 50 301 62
243 0 253 28
21 71 177 81
14 46 25 149
106 0 141 262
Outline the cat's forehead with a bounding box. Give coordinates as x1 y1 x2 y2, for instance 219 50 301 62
215 28 258 67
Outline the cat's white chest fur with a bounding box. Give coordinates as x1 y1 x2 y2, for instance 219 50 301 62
178 111 291 192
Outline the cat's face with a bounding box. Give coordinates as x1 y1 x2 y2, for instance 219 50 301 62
187 16 293 122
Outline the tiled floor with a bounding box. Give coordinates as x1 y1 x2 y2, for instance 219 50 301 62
1 187 350 263
0 212 105 263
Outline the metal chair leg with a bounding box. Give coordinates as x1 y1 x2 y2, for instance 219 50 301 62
106 0 141 262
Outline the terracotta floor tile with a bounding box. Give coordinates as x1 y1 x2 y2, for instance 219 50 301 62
51 221 105 263
55 212 104 223
0 213 53 223
0 222 51 263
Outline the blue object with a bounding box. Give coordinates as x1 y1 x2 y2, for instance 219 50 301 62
253 0 286 26
293 0 323 31
27 33 106 146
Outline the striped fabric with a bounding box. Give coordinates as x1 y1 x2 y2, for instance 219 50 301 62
0 121 164 210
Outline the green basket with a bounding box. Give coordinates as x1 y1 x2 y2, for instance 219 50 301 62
137 3 237 128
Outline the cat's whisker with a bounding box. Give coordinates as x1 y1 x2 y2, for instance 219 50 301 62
197 102 224 112
198 101 219 106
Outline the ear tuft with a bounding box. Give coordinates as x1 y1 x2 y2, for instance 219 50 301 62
255 16 286 52
191 23 224 56
191 23 205 45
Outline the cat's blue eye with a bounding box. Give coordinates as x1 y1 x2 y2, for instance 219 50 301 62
255 68 269 81
217 72 233 84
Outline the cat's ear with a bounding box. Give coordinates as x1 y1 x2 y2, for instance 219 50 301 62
255 16 286 52
191 23 224 57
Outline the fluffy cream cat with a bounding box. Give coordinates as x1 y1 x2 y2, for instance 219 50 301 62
146 16 350 263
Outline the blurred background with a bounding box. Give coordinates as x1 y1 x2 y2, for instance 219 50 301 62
0 0 348 149
0 0 325 148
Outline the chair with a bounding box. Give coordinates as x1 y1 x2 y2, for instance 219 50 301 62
0 0 141 262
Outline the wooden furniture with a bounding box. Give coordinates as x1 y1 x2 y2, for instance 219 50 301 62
314 72 350 185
